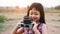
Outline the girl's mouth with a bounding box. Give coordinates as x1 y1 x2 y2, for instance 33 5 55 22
31 18 37 21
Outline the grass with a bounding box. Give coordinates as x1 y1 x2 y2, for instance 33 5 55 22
7 18 22 21
0 20 17 33
0 15 7 23
45 9 60 13
0 23 5 33
58 14 60 16
46 19 60 22
51 19 60 22
53 25 60 29
0 15 22 33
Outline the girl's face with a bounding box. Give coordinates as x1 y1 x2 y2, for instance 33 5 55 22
29 8 40 22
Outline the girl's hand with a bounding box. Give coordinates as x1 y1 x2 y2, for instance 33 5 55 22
17 27 24 34
32 21 38 30
32 21 41 34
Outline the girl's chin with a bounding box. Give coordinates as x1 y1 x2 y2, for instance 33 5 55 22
32 20 37 22
31 19 38 22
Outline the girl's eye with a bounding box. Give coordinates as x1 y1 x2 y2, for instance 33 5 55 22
30 13 33 15
30 13 38 15
31 14 32 15
35 13 38 15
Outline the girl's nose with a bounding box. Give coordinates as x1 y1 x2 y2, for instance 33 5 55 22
32 14 36 18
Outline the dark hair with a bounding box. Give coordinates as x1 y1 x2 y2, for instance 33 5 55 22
27 2 46 24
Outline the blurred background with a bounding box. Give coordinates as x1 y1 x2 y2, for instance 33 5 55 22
0 0 60 34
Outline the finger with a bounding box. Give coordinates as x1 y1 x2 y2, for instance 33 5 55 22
32 21 36 24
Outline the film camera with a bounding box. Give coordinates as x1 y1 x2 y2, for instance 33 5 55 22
18 16 34 28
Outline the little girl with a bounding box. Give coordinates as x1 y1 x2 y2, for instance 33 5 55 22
12 2 48 34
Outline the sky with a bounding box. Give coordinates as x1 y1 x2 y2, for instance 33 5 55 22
0 0 60 8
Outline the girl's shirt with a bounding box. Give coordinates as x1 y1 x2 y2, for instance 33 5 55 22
17 22 44 34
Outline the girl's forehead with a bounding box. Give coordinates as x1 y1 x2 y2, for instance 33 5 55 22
29 8 40 13
31 8 37 11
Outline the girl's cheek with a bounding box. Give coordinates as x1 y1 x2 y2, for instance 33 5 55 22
37 15 40 18
29 15 31 18
29 15 32 19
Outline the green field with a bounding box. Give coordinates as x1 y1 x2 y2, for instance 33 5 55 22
0 9 60 34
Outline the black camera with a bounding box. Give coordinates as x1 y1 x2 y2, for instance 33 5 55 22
18 16 34 28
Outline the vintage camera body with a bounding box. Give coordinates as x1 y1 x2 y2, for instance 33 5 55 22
18 16 34 28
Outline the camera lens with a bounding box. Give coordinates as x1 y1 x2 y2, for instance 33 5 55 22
23 16 32 24
21 24 24 27
25 24 29 28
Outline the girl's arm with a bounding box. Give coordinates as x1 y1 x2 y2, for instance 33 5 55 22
11 24 24 34
42 24 48 34
11 24 18 34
